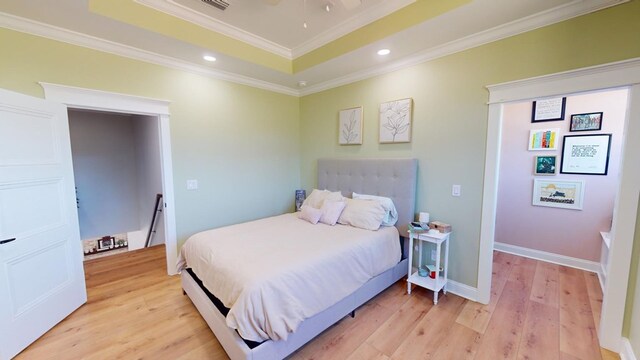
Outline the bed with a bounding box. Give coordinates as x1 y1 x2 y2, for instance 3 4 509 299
179 158 418 360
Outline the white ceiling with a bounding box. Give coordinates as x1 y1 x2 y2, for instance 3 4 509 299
164 0 416 52
0 0 625 96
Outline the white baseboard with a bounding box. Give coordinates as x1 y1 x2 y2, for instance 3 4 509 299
598 263 607 293
494 242 601 274
621 338 638 360
446 280 479 303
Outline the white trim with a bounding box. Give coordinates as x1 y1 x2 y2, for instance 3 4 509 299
40 83 179 276
446 280 478 302
299 0 625 96
476 103 503 305
621 338 638 360
487 58 640 103
494 242 601 273
135 0 292 59
482 60 640 353
40 82 170 115
158 113 178 275
602 83 640 351
291 0 416 58
598 262 607 293
0 12 299 97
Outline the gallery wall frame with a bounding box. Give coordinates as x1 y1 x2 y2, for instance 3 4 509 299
534 155 558 175
560 134 612 175
532 178 585 210
531 97 567 122
528 128 560 151
570 112 603 132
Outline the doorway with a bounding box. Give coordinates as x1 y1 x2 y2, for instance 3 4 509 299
68 109 165 260
40 82 178 275
478 59 640 352
494 88 627 288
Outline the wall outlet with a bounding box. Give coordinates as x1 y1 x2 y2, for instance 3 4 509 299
452 184 461 197
431 249 437 261
186 179 198 190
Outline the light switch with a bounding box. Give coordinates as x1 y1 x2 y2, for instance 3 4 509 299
452 184 461 197
186 179 198 190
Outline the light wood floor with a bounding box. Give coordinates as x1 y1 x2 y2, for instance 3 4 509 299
17 246 617 360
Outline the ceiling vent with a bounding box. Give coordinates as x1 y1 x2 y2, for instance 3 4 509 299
201 0 229 11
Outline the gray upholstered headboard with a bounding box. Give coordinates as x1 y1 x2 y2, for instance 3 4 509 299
317 158 418 235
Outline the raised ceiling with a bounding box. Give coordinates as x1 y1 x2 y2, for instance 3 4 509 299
0 0 626 95
158 0 417 54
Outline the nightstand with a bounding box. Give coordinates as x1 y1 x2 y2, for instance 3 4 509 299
407 229 450 304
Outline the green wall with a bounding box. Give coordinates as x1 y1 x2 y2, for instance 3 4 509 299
0 28 301 247
299 0 640 286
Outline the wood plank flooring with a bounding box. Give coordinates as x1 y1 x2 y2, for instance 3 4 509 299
16 247 616 360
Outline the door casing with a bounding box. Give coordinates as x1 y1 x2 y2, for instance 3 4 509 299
40 82 178 275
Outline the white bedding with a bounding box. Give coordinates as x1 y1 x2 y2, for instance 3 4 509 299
177 213 400 342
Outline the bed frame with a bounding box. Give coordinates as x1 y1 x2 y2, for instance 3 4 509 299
181 158 418 360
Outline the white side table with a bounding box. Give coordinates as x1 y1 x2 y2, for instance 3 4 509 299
407 230 450 304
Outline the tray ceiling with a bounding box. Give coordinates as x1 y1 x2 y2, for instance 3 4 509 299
0 0 626 95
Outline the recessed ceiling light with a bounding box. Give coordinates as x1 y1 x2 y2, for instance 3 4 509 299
377 49 391 56
203 55 217 62
298 80 308 88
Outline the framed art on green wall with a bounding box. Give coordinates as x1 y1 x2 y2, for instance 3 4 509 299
338 106 363 145
379 98 412 143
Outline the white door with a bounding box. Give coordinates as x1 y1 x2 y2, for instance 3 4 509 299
0 88 86 360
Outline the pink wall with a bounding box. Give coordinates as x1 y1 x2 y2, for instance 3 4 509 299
495 89 628 261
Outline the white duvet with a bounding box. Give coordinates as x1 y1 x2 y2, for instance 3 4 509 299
177 213 400 342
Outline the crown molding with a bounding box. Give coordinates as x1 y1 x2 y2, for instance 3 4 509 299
0 0 628 98
135 0 415 60
135 0 293 59
0 12 300 97
300 0 626 96
486 57 640 103
290 0 415 58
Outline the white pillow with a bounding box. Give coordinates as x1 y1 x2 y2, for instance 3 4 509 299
301 189 344 209
352 192 398 226
298 205 322 224
319 200 346 226
338 198 386 231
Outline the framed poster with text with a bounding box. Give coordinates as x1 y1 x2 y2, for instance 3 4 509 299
532 97 566 122
560 134 612 175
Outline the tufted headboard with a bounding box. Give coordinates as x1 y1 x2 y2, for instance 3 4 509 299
317 158 418 235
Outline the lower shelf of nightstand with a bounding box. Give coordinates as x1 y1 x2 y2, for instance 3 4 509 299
408 271 447 292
